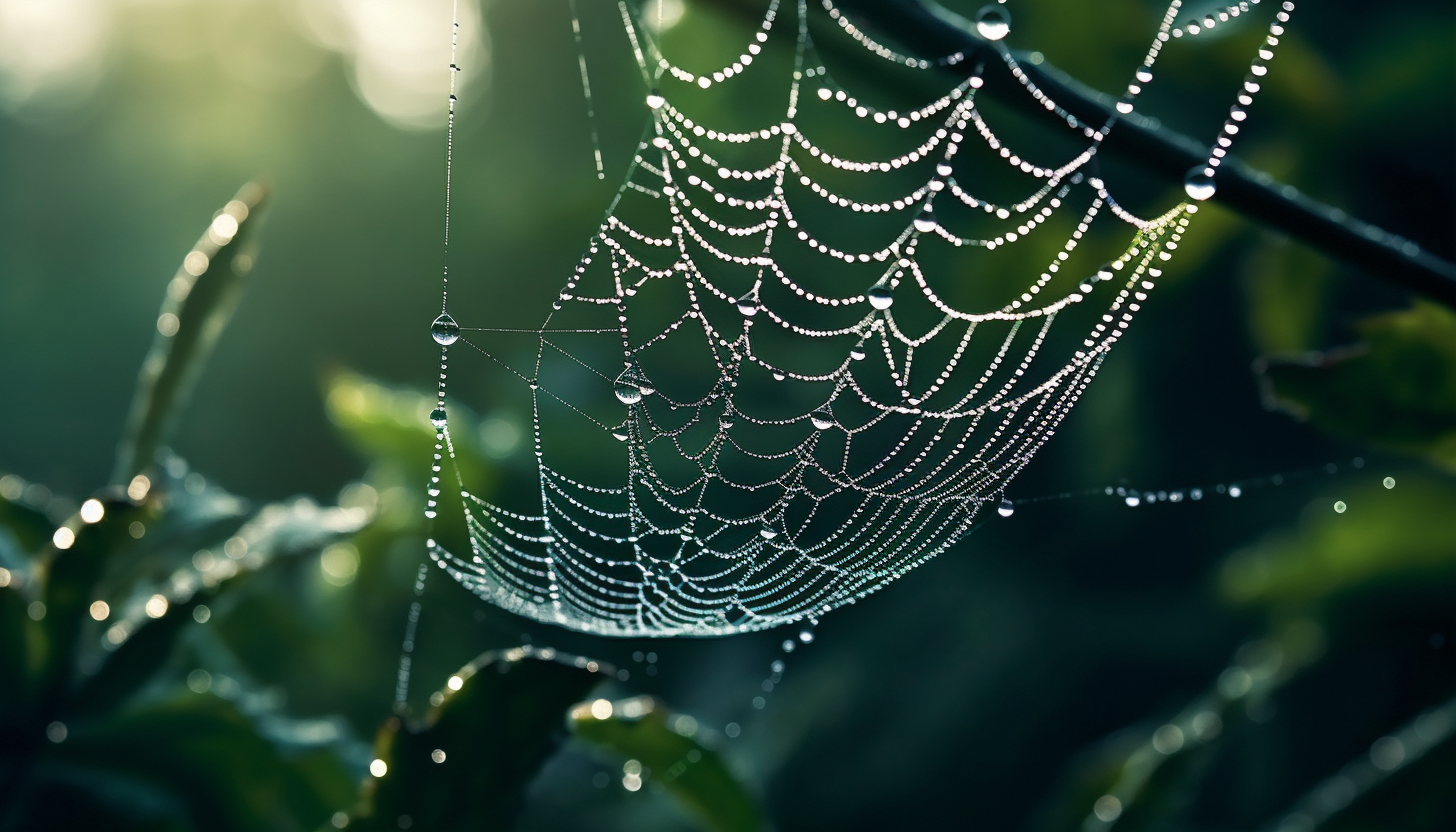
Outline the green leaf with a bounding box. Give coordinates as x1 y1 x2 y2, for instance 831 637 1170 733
1220 476 1456 608
325 372 494 491
357 647 609 832
39 494 156 707
112 182 270 484
1257 302 1456 470
67 494 368 721
0 586 35 723
0 479 53 558
570 695 764 832
31 695 353 832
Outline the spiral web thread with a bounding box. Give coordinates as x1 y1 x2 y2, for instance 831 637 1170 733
423 0 1294 636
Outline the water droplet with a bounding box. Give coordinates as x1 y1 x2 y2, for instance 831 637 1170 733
1228 485 1242 498
781 639 796 652
809 408 836 430
736 293 760 316
645 89 665 109
1125 492 1141 507
1184 167 1217 201
759 525 778 540
1097 262 1115 280
799 629 814 643
719 410 736 430
611 425 630 441
1135 68 1153 83
997 498 1014 517
867 284 894 310
429 407 447 428
912 208 938 234
975 4 1010 40
1383 476 1396 489
1333 500 1347 513
772 371 786 381
935 162 953 177
431 313 460 345
849 340 867 361
614 368 644 405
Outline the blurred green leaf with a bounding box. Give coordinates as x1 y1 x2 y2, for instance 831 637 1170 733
325 372 493 492
0 586 33 722
0 486 53 558
1258 302 1456 470
39 495 154 705
30 695 352 832
112 182 270 485
356 647 609 832
570 695 763 832
66 589 217 722
1221 477 1456 607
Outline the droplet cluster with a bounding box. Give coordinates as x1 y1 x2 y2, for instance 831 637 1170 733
422 0 1297 636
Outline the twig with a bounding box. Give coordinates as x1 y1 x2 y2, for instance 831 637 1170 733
702 0 1456 308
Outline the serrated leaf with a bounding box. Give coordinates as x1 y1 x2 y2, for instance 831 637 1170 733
113 183 270 484
570 695 764 832
356 647 609 832
1257 302 1456 470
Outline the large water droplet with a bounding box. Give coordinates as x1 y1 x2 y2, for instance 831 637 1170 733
759 525 778 540
1135 67 1153 84
719 410 736 430
431 313 460 345
429 407 447 429
645 89 665 109
1183 167 1217 201
736 293 761 316
975 4 1011 40
867 284 894 310
611 424 630 441
912 208 938 234
849 339 867 361
997 498 1014 518
614 368 644 405
810 408 836 430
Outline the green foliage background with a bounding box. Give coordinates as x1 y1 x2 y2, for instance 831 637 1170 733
0 0 1452 830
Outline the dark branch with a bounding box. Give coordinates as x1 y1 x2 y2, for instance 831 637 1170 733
707 0 1456 308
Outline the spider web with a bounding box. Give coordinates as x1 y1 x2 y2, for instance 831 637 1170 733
422 0 1288 636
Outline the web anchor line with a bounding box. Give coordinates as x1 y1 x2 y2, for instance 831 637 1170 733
421 0 1300 637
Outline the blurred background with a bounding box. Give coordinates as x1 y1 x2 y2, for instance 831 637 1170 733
0 0 1452 830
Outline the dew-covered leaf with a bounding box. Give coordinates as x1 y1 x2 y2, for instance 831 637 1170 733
1257 302 1456 470
39 494 157 701
113 183 270 484
1220 477 1456 608
355 647 609 831
66 496 368 721
570 695 764 832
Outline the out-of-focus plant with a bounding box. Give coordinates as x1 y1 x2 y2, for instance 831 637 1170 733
0 185 369 831
0 183 761 832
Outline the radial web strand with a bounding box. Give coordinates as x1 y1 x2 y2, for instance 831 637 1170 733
422 0 1296 636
